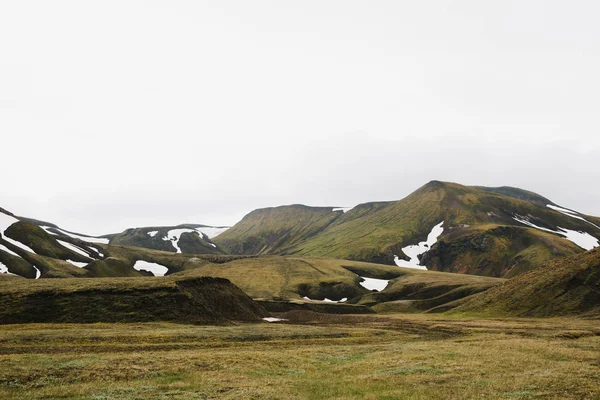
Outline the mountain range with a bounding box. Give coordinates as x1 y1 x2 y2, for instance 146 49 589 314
1 180 599 319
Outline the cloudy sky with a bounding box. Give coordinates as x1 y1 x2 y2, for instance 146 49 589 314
2 1 599 235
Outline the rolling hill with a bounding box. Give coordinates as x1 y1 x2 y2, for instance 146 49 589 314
214 181 600 277
447 247 600 317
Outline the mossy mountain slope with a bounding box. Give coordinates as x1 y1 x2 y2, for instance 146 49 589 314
214 205 346 255
215 181 599 277
449 247 600 317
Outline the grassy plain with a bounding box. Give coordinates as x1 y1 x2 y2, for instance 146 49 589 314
0 314 598 399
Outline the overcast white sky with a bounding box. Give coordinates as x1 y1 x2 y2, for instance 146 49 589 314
2 1 599 235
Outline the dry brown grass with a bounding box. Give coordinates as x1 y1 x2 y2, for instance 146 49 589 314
0 314 598 399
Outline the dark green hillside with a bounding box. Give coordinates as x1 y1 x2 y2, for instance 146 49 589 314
0 276 267 324
449 247 600 317
215 181 598 277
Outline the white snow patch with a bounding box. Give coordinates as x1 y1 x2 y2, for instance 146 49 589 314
547 205 600 230
513 216 599 251
133 260 169 277
302 296 347 303
90 246 104 257
0 243 20 257
54 228 110 244
195 226 229 238
3 236 35 254
359 277 389 291
0 261 15 275
40 226 57 235
209 242 217 248
263 317 288 322
66 260 88 268
147 230 159 237
394 222 444 270
332 206 355 213
324 298 347 303
57 240 90 258
33 266 41 279
547 204 579 215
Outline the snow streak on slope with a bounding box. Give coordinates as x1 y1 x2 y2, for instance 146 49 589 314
57 240 90 258
547 205 600 230
147 230 158 237
513 216 599 251
394 222 444 270
302 296 348 303
66 260 88 268
0 243 19 257
133 260 168 276
359 276 389 291
332 206 355 213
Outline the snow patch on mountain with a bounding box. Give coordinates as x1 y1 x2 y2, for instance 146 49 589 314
394 222 444 270
57 240 90 258
147 230 159 237
0 243 20 257
133 260 168 276
0 261 15 275
513 215 599 251
66 260 88 268
302 296 348 303
332 206 355 213
547 205 600 230
359 276 389 291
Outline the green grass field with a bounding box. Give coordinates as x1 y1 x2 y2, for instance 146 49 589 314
0 314 598 399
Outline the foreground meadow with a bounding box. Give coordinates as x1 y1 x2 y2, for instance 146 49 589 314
0 313 598 400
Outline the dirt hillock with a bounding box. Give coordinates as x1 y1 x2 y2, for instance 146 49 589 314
0 276 267 324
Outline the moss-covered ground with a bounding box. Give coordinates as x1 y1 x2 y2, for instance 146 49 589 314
0 314 598 399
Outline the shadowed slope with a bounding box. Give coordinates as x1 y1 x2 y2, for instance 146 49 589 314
449 247 600 317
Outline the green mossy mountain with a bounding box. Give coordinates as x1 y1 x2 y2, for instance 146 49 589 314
448 247 600 317
215 181 599 277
